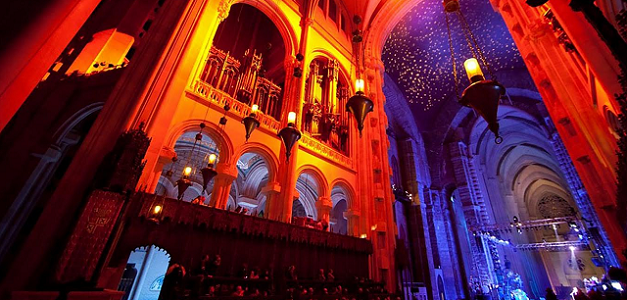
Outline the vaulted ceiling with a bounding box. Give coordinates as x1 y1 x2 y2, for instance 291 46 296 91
379 0 533 130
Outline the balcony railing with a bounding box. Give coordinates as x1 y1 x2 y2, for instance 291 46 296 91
189 80 354 169
299 133 353 169
190 79 281 132
133 193 372 253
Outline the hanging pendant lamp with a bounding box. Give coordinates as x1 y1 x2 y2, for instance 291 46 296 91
200 154 218 193
346 79 373 137
242 104 260 142
459 59 505 143
444 0 505 144
176 123 205 199
176 166 193 200
278 112 301 161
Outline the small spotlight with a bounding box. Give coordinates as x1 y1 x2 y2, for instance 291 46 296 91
569 246 576 251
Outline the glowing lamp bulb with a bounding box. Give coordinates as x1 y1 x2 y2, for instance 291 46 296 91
208 154 217 164
359 233 367 239
153 205 162 214
183 166 192 176
287 112 296 125
251 104 259 113
569 246 576 251
355 79 365 93
464 58 484 83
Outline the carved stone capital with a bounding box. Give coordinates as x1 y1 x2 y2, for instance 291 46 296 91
217 0 235 22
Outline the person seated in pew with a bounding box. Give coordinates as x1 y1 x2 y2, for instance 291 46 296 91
250 267 260 279
206 255 221 277
231 285 245 297
286 265 298 280
206 285 216 297
327 269 335 282
317 269 326 281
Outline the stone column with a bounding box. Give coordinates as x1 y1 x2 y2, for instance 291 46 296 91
209 162 237 209
261 181 281 219
315 196 333 224
0 0 102 132
147 147 177 192
344 209 361 237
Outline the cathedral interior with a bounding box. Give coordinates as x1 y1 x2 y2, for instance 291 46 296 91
0 0 627 300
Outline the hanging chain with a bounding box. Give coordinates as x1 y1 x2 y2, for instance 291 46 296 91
456 11 479 64
445 11 460 99
457 10 496 80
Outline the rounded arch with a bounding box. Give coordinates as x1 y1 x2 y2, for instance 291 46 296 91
165 119 234 163
469 105 549 155
364 0 423 63
329 178 356 208
307 50 354 93
296 164 330 197
228 0 298 58
233 142 279 183
53 102 104 144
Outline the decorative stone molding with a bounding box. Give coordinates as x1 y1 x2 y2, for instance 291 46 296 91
299 133 353 169
189 80 281 132
217 0 235 22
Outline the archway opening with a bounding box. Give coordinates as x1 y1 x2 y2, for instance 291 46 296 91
156 131 219 202
203 3 287 120
330 184 350 235
228 151 270 216
302 56 351 154
118 245 171 300
292 170 322 223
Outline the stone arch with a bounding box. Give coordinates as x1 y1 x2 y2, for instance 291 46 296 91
364 0 425 62
229 0 298 58
329 178 356 208
233 142 279 183
308 50 353 92
469 105 550 158
165 119 234 163
52 102 104 143
296 164 330 197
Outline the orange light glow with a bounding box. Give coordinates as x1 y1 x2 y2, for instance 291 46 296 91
463 58 484 82
153 205 162 214
287 112 296 124
251 104 259 113
355 79 365 93
183 166 192 176
208 153 217 164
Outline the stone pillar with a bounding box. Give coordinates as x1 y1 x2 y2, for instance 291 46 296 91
316 196 333 224
147 146 177 192
0 0 102 132
209 162 237 209
344 209 361 237
261 181 281 219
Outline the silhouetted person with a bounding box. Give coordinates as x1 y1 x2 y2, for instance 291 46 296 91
327 269 335 282
317 268 326 281
286 265 298 280
545 288 558 300
206 255 221 277
159 263 186 300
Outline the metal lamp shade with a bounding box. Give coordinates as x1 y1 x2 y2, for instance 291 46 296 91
346 92 374 137
460 80 505 143
176 178 192 200
242 115 260 142
278 124 301 161
201 165 217 192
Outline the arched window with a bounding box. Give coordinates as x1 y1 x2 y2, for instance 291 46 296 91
328 0 337 23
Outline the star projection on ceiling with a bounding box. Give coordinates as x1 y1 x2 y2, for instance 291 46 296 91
382 0 526 116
